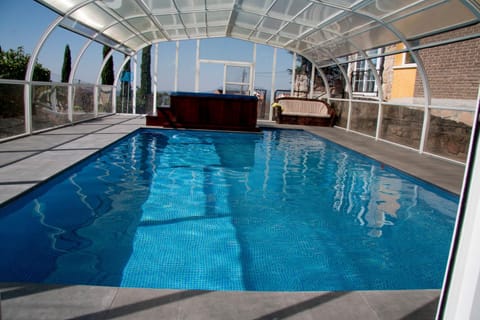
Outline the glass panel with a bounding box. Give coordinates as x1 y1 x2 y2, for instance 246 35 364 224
127 17 156 31
235 12 262 28
104 24 133 42
269 0 310 19
329 13 372 34
349 101 378 137
322 0 358 8
175 0 204 11
206 0 232 10
181 12 206 27
98 85 114 114
279 22 309 37
226 66 250 84
347 26 398 53
73 84 95 122
186 27 207 37
260 17 284 32
331 99 348 128
230 26 253 38
167 29 188 39
39 0 84 13
104 0 145 19
391 1 476 39
426 109 473 162
238 0 275 12
148 0 176 14
359 0 438 18
0 83 25 139
60 17 97 38
295 4 341 27
225 84 249 95
155 14 183 28
207 26 226 36
124 37 145 50
206 11 230 25
143 31 165 41
199 64 224 93
305 29 336 43
32 84 70 132
380 104 422 149
71 3 117 30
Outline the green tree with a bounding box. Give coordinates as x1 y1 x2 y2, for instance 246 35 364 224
139 45 152 98
0 46 50 81
101 45 114 85
61 44 71 82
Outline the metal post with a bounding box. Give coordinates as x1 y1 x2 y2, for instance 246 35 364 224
309 63 315 99
132 54 137 114
269 48 277 121
174 41 179 92
195 40 200 92
153 43 159 114
251 43 256 95
291 52 296 96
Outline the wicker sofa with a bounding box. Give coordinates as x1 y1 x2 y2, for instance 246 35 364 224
275 97 336 126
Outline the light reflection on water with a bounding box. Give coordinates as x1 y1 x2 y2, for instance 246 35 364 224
0 128 458 291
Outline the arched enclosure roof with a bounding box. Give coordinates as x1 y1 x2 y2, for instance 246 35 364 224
36 0 480 67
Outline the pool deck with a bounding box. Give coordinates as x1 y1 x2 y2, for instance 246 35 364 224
0 115 465 319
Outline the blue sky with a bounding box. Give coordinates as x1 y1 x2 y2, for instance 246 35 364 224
0 1 294 93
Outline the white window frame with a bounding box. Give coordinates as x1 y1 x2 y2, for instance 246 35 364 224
351 49 383 97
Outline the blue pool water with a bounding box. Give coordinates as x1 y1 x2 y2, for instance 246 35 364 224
0 128 458 291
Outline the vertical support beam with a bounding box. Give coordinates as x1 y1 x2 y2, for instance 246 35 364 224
415 55 431 154
113 55 133 114
250 43 257 95
195 39 200 92
153 43 159 114
309 63 315 99
24 16 63 133
438 87 480 319
95 47 115 118
269 47 277 121
222 64 227 94
174 40 179 91
290 52 296 96
132 54 137 114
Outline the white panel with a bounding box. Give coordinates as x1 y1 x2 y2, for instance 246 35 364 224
269 0 310 19
71 3 116 30
238 0 275 12
104 23 134 42
147 0 176 14
107 0 145 19
127 17 156 31
295 3 341 27
206 0 234 10
391 1 477 38
181 12 206 27
235 11 262 28
38 0 85 13
155 14 183 28
175 0 204 11
279 22 310 37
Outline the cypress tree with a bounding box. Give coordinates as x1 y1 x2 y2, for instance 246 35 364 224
101 45 115 85
140 45 152 98
61 44 71 83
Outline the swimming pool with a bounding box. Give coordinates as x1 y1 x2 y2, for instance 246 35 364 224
0 128 458 291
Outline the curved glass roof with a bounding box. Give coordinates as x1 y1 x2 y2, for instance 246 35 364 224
37 0 479 66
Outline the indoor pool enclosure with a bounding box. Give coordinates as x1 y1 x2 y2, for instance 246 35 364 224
0 128 458 291
0 1 479 319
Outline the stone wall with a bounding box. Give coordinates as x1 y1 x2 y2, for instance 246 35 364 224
333 101 471 162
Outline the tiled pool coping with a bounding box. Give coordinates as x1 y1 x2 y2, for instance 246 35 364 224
0 115 465 319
